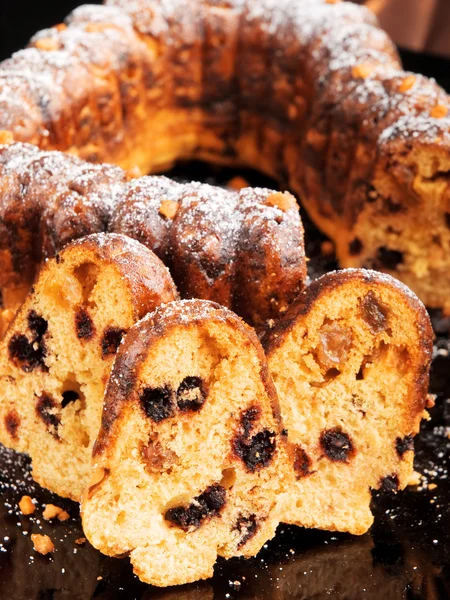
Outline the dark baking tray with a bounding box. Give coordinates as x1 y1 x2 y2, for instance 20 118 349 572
1 4 450 599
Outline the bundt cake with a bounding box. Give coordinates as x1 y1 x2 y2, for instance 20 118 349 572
0 233 178 500
0 0 449 310
265 269 433 535
0 142 305 330
81 300 293 587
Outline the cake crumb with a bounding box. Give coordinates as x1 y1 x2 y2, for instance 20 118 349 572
43 504 66 520
31 534 55 555
75 537 87 545
407 470 422 487
19 495 36 515
57 510 70 521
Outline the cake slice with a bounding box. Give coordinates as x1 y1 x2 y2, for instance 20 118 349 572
0 233 178 501
265 269 433 535
81 300 293 587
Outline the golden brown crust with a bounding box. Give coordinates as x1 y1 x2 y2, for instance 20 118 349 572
0 232 178 500
264 268 434 535
1 0 449 309
94 299 284 456
0 143 305 328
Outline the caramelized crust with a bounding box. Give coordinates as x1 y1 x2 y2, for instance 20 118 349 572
0 233 178 500
264 269 433 534
1 0 449 309
0 143 305 330
82 299 293 586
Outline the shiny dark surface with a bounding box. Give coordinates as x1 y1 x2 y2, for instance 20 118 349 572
1 163 450 598
0 6 450 595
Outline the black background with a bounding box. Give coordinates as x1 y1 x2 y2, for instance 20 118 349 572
0 2 450 599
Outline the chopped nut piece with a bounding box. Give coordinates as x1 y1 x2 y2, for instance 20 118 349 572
57 510 70 521
43 503 64 520
428 483 437 491
352 64 373 79
19 495 36 516
398 75 416 93
126 165 141 180
227 176 249 191
407 470 422 487
159 200 179 220
35 38 59 51
265 192 296 212
75 537 87 545
31 534 55 555
430 105 448 119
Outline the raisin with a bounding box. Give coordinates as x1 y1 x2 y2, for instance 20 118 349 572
8 334 47 372
315 323 353 370
176 376 207 412
101 327 126 358
5 410 20 439
36 394 60 438
240 406 261 438
293 445 312 479
235 514 258 548
28 311 48 338
320 428 354 462
396 435 414 457
164 484 226 530
379 474 399 494
234 429 276 472
61 390 80 408
376 247 404 270
140 386 175 422
75 308 95 340
360 291 388 333
349 238 363 256
141 439 178 472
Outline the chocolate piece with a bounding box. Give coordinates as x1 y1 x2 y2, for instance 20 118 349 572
28 311 48 338
101 327 126 358
8 334 47 372
293 445 313 479
360 291 388 333
235 514 259 548
75 308 95 340
379 474 399 493
176 376 206 412
36 393 61 437
5 410 20 439
320 428 354 462
395 435 414 457
240 406 261 437
140 386 175 422
164 484 226 530
234 429 276 472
